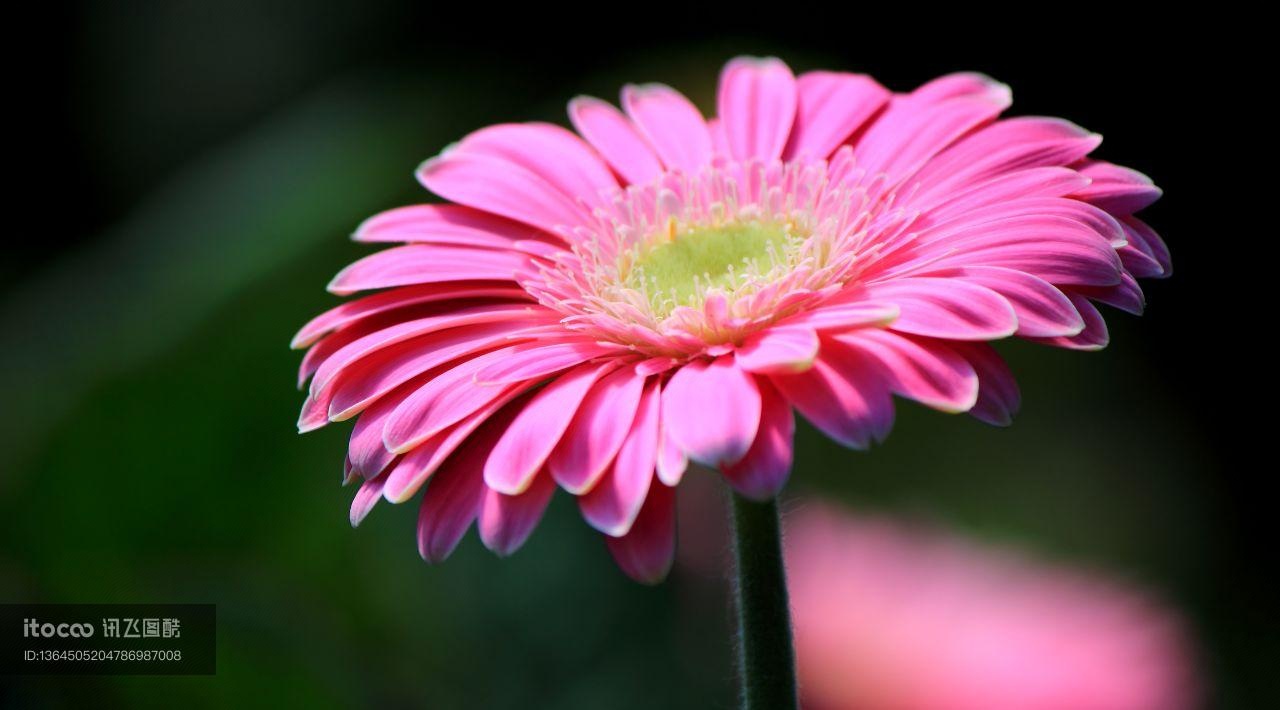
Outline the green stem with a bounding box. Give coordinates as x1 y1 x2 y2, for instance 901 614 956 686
729 491 798 710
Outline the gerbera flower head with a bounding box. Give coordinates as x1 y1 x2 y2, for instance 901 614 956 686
294 57 1168 583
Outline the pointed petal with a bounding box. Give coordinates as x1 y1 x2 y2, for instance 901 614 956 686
834 329 979 413
579 380 660 536
549 367 647 494
568 96 664 185
663 357 762 468
622 83 712 173
605 483 676 584
478 471 557 557
784 71 890 160
718 56 797 162
721 380 794 501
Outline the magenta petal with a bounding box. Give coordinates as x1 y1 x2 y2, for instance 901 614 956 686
354 203 547 245
327 245 530 295
1030 292 1110 351
721 380 794 501
771 350 893 450
484 362 615 495
656 393 688 488
415 418 517 562
579 380 660 536
938 266 1084 338
349 470 388 527
549 367 646 494
622 83 712 173
568 96 664 186
718 56 797 163
478 471 557 557
663 356 762 468
456 122 618 209
605 482 676 585
863 277 1018 340
784 71 889 160
735 324 820 374
1072 160 1162 215
835 329 979 413
417 150 591 235
952 342 1021 426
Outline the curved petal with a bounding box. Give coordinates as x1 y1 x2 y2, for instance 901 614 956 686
605 482 676 584
622 83 713 173
568 96 664 185
662 356 762 468
457 122 619 209
834 329 979 413
1071 160 1162 215
721 379 794 501
718 56 797 162
784 71 890 160
416 411 515 563
417 150 592 235
478 471 557 557
291 283 528 350
327 245 530 295
938 266 1084 338
549 367 647 494
353 203 547 245
862 278 1018 340
579 380 661 536
1028 292 1110 351
484 361 615 495
951 341 1021 426
349 470 388 527
735 324 820 374
771 347 894 450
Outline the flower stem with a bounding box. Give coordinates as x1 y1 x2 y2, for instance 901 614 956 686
729 491 798 710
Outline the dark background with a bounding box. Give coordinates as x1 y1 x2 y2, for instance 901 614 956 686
1 4 1265 708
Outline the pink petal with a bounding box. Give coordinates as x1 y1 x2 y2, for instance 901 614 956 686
952 342 1021 426
721 379 794 501
349 470 388 527
939 266 1084 338
662 356 762 468
605 482 676 585
456 122 619 209
291 283 528 350
353 203 548 245
735 324 820 374
783 71 890 160
549 367 647 494
622 83 713 173
579 380 660 536
771 348 894 450
862 278 1018 340
417 150 592 235
327 322 542 421
473 340 617 386
1121 216 1171 277
919 167 1091 223
718 56 798 162
656 398 688 487
788 302 900 331
567 96 664 185
911 117 1101 206
852 74 1010 186
478 471 557 557
383 342 596 453
382 386 527 503
834 329 979 413
484 361 616 495
416 411 517 563
1029 292 1110 351
327 245 529 295
1071 160 1162 215
1076 272 1146 316
347 383 416 480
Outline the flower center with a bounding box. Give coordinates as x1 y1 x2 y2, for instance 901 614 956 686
626 221 791 314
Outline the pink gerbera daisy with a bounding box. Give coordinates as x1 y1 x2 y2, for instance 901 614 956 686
294 57 1168 584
